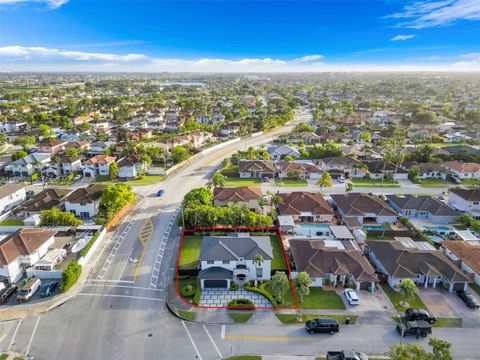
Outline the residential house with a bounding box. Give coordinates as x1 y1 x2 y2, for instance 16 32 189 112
45 156 82 177
72 115 93 126
64 184 106 219
5 153 51 177
401 162 449 180
287 132 321 145
386 195 458 224
238 160 276 179
278 192 335 224
89 141 111 155
90 119 110 129
331 193 398 226
443 241 480 285
213 187 264 213
0 229 56 283
65 141 91 153
0 184 26 214
22 188 73 216
365 160 409 180
366 238 470 292
82 155 116 178
198 233 273 289
276 161 321 179
267 145 301 160
444 161 480 179
317 156 362 178
218 123 240 137
36 139 68 154
448 188 480 218
0 121 27 133
117 156 146 179
290 239 378 290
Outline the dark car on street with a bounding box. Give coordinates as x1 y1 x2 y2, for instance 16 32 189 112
0 285 17 304
157 189 165 197
396 320 432 338
305 318 339 335
40 282 58 298
405 308 436 324
456 290 480 309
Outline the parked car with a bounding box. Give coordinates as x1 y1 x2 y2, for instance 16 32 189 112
405 308 436 324
456 290 480 309
396 320 432 338
452 176 461 184
0 284 17 304
305 318 339 335
40 282 58 298
17 278 41 302
326 350 368 360
157 189 165 197
344 289 359 305
337 176 345 183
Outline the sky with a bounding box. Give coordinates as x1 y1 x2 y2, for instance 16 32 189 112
1 0 480 72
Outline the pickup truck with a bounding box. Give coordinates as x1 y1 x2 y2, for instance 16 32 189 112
396 320 432 338
0 285 17 304
326 350 368 360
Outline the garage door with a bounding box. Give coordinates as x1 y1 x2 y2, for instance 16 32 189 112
203 280 228 288
451 282 465 291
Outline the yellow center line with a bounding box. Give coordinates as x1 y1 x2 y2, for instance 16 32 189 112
224 335 315 342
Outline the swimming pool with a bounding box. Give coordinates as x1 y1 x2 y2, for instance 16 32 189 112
299 224 331 229
362 225 386 231
422 226 452 232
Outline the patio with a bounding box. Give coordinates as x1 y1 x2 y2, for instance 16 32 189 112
199 288 272 307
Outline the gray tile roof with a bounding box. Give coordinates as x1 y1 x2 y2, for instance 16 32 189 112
386 195 458 217
200 233 273 262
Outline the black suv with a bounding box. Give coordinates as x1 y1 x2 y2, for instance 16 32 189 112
305 318 339 335
457 290 480 309
405 308 436 324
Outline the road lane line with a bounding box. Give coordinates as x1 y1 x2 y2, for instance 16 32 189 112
181 321 203 360
117 247 134 280
87 279 135 284
202 324 222 359
8 319 22 350
25 315 41 356
77 293 164 302
223 335 315 342
221 325 225 340
83 283 164 291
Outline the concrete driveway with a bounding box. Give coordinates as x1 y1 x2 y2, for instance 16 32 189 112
339 288 393 313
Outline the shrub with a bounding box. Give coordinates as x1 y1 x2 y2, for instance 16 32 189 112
230 282 239 291
60 260 82 292
177 275 191 280
180 285 196 298
244 283 278 307
79 230 101 258
192 278 201 305
227 298 255 309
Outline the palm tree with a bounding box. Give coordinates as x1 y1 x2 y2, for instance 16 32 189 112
398 279 418 308
212 172 226 187
271 271 290 304
294 272 312 303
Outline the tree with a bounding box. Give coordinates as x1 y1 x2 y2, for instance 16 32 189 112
60 260 82 292
398 278 418 307
287 170 302 180
270 271 290 304
14 135 36 150
389 338 453 360
345 182 353 194
458 214 474 227
257 196 268 213
183 187 214 208
12 150 28 161
294 272 312 302
212 172 226 187
99 183 135 222
39 124 55 139
109 162 119 181
40 207 83 226
253 253 264 287
408 165 420 180
358 132 371 143
171 146 191 163
382 221 392 237
317 171 333 188
65 148 79 157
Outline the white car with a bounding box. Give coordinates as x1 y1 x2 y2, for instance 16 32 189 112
337 176 345 183
344 289 360 305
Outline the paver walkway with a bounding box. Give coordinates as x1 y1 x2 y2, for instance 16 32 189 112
199 288 272 307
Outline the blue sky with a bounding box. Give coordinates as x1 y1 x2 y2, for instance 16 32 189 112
1 0 480 72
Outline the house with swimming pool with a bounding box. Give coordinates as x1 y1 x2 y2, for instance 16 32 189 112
330 193 398 226
277 192 335 224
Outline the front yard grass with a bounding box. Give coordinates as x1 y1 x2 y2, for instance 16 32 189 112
351 178 400 188
274 178 308 187
0 219 24 226
470 283 480 296
224 176 261 187
460 179 480 187
128 175 165 186
381 283 427 312
270 235 288 271
413 178 450 188
275 313 357 324
178 236 203 270
229 312 254 323
393 316 462 328
298 288 346 309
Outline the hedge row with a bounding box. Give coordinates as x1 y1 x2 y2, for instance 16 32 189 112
192 278 201 305
79 230 101 258
60 260 82 292
244 283 278 307
228 298 255 309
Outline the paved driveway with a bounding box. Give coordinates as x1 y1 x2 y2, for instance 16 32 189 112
199 288 272 307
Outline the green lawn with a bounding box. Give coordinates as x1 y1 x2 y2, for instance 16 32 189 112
460 179 480 187
0 219 24 226
366 236 396 241
351 178 400 188
274 178 308 187
413 178 450 188
393 316 462 328
95 175 113 183
430 142 465 148
128 175 165 186
275 313 357 324
470 283 480 296
178 310 197 321
224 176 261 187
229 312 254 323
270 235 288 271
0 354 9 360
179 236 203 270
264 282 297 308
298 288 346 309
381 283 427 312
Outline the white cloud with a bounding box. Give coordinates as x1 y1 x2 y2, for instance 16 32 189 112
386 0 480 28
0 0 68 9
390 35 416 41
0 45 479 72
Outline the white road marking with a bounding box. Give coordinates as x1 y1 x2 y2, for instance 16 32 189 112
8 319 22 350
77 293 164 302
25 315 41 356
182 321 203 360
221 325 225 340
83 283 164 292
86 279 135 284
117 247 134 280
203 324 222 359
